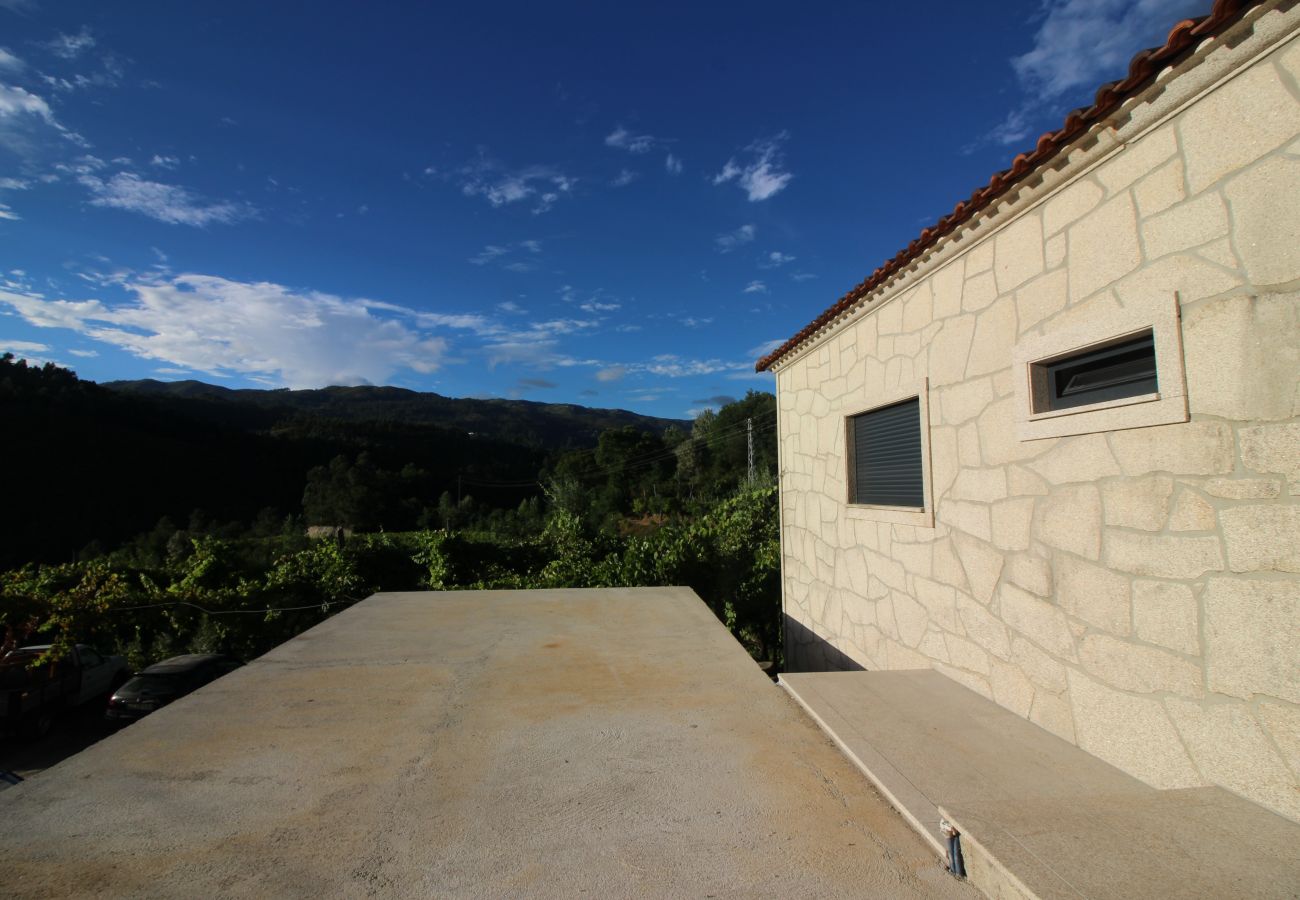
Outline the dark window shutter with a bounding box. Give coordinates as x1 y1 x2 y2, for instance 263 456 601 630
851 397 923 508
1044 332 1157 410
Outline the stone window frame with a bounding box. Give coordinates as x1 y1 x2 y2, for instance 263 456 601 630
843 377 934 528
1013 293 1188 441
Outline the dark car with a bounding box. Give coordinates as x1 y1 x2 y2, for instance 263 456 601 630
106 654 242 721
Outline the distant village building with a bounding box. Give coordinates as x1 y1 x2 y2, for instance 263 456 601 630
760 0 1300 823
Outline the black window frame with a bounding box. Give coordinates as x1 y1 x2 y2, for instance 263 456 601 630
1033 330 1159 413
846 395 926 510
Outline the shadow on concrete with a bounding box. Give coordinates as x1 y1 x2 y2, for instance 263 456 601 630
0 702 125 782
783 614 866 673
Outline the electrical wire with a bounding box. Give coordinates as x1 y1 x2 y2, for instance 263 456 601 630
109 597 366 615
452 409 778 489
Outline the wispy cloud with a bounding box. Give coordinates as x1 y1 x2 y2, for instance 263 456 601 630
972 0 1203 150
713 132 793 201
459 153 576 215
596 365 626 383
680 316 713 328
743 280 767 294
0 176 30 190
1 339 48 354
45 27 96 60
0 82 57 126
604 125 662 154
78 172 255 226
790 271 817 282
610 168 638 187
715 223 756 253
150 154 180 169
468 239 543 271
518 377 557 390
747 338 784 358
665 153 682 175
0 201 19 220
639 354 750 378
1014 0 1203 99
0 48 24 72
0 273 453 388
760 251 795 268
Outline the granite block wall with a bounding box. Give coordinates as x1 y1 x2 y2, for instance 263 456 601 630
774 10 1300 821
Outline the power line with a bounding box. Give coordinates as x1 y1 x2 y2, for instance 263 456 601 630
450 409 777 490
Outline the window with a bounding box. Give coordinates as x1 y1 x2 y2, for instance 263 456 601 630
1013 294 1188 441
844 379 933 527
848 398 924 507
1034 330 1157 413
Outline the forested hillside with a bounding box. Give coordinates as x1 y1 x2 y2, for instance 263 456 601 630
2 354 782 667
1 355 690 568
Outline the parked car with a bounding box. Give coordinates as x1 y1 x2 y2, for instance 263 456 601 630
0 644 129 738
106 654 243 722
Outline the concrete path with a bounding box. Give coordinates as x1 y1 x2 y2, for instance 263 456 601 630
0 588 975 899
782 670 1300 899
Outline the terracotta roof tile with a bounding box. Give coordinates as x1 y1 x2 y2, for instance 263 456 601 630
756 0 1265 372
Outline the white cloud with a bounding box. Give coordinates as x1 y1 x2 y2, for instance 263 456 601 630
665 153 682 175
0 201 18 219
681 316 713 328
45 28 96 60
150 154 180 169
761 251 795 268
970 1 1203 152
459 155 575 215
640 354 748 378
469 240 542 271
78 172 255 226
712 159 741 186
1 339 49 354
0 273 453 388
979 106 1035 148
469 244 508 265
0 48 24 72
1013 0 1204 99
68 348 98 357
743 280 767 294
497 300 525 314
715 223 756 253
411 310 495 333
747 338 784 358
604 126 659 154
610 168 638 187
0 176 31 189
0 83 56 125
713 132 793 201
596 365 626 382
791 272 817 282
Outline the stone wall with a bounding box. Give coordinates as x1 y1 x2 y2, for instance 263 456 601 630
774 7 1300 822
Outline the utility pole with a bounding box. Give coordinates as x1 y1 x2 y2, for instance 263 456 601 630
747 417 755 486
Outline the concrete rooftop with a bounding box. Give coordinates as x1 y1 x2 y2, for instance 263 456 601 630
0 588 974 899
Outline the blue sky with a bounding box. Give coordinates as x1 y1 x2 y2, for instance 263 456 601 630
0 0 1204 418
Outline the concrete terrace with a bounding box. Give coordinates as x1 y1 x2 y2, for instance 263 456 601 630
0 588 973 899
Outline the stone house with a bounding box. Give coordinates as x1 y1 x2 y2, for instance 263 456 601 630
758 0 1300 823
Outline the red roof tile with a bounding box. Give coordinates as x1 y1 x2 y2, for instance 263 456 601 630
756 0 1265 372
